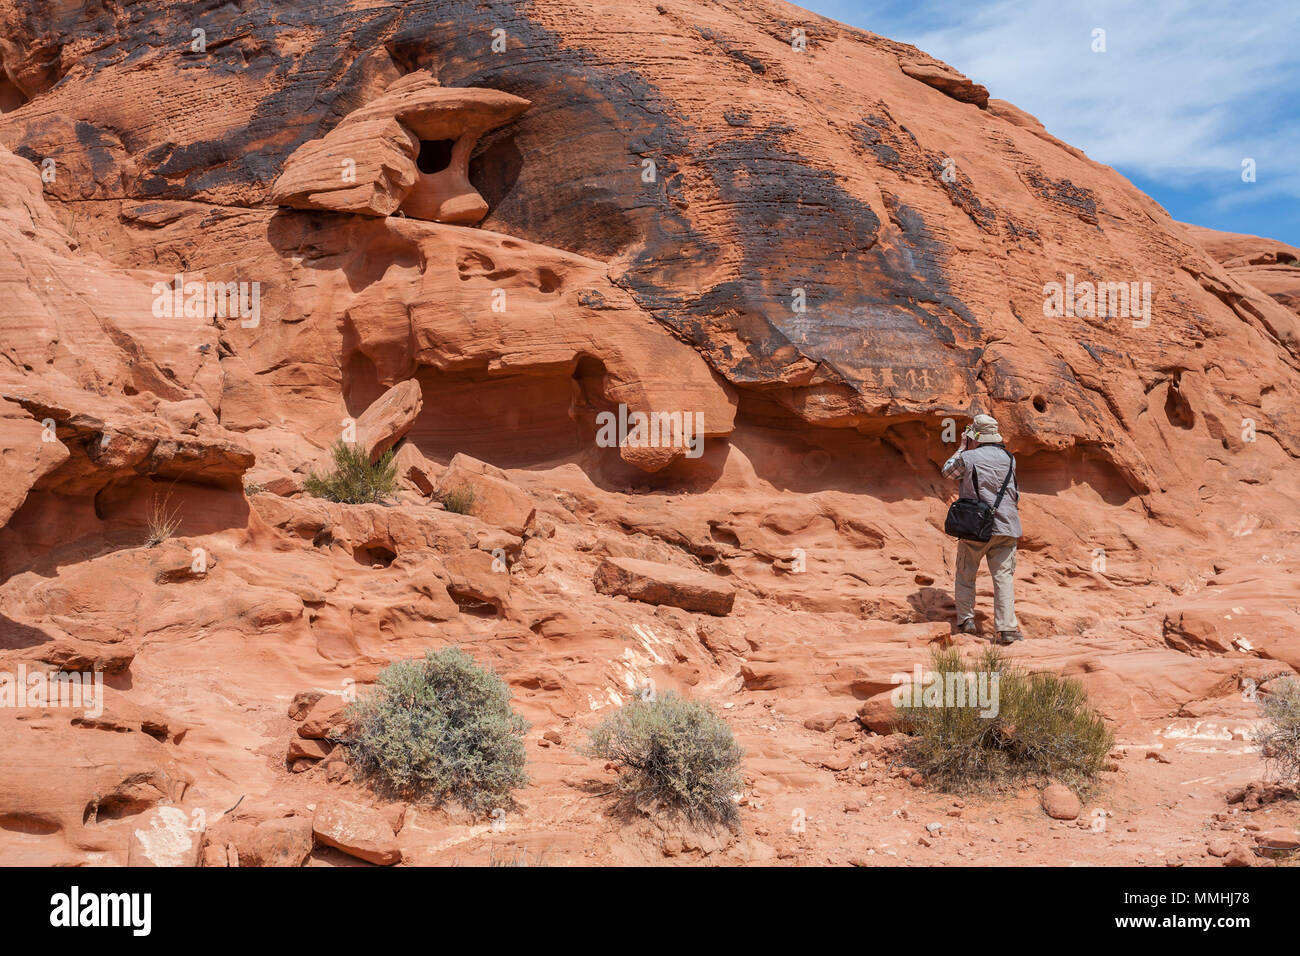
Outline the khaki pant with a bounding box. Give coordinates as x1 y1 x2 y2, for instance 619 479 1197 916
955 535 1018 632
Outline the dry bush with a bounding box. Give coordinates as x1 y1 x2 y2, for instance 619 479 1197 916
902 645 1113 792
583 691 743 826
1255 678 1300 783
145 488 181 546
339 647 529 813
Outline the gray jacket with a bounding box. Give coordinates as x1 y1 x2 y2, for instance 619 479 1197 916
942 444 1021 538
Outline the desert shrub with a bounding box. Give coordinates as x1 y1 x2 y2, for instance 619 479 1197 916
1255 677 1300 782
145 488 181 546
340 647 529 812
438 482 477 515
304 441 396 504
901 646 1113 792
583 691 743 826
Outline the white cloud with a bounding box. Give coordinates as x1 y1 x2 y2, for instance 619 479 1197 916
829 0 1300 204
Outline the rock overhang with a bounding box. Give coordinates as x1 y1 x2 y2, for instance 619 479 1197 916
270 72 530 225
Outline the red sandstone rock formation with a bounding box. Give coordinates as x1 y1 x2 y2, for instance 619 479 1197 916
1181 222 1300 320
0 0 1296 867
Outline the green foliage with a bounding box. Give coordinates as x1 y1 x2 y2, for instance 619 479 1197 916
438 482 477 515
340 647 530 813
304 441 396 504
901 645 1113 792
584 691 743 826
1255 677 1300 783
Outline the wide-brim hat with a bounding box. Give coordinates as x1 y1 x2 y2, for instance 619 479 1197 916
971 414 1002 443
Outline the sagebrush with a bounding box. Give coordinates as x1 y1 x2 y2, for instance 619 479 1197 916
1255 677 1300 783
339 647 529 812
901 645 1113 792
304 441 396 504
584 691 743 826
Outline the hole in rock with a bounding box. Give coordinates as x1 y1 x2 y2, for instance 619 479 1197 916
0 73 28 113
709 525 740 548
416 139 455 175
1032 395 1047 413
1164 381 1195 430
537 267 562 293
90 792 156 822
353 544 396 568
449 593 499 618
0 813 59 835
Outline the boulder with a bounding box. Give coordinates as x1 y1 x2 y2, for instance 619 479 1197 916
298 695 350 739
354 380 423 462
312 800 402 865
856 692 903 734
205 816 313 867
1040 784 1081 821
287 737 334 761
128 806 203 867
391 442 441 495
441 548 511 614
593 556 735 616
434 453 535 536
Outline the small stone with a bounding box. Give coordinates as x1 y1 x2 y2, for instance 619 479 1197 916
288 690 325 720
1224 844 1257 867
1040 783 1081 821
288 737 333 761
1207 838 1233 858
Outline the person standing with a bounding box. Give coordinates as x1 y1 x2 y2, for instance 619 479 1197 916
941 414 1023 644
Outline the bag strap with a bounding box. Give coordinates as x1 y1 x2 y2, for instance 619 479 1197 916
990 448 1015 513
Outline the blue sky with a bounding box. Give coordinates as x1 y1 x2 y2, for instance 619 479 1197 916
808 0 1300 244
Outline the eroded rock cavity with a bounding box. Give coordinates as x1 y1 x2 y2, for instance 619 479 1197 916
270 72 529 224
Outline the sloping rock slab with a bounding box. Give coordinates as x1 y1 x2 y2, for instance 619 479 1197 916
593 556 735 616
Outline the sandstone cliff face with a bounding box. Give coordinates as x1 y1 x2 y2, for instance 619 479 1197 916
1181 222 1300 322
0 1 1296 866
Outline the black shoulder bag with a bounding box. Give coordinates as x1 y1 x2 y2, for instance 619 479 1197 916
944 449 1015 543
